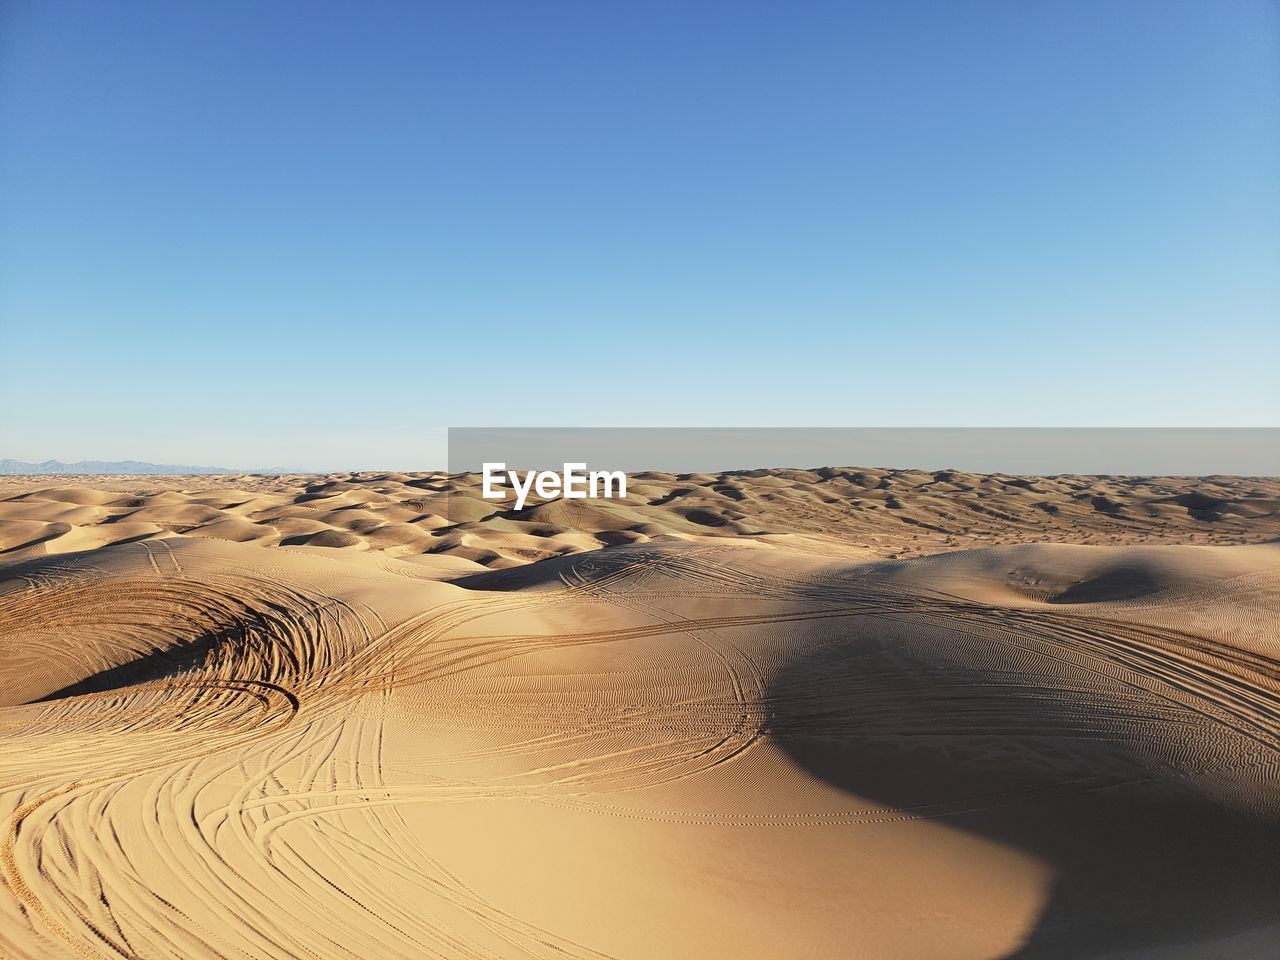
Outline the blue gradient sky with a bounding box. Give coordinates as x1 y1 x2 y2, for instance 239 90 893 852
1 1 1277 469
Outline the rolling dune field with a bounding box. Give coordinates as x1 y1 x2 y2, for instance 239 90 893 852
0 471 1276 959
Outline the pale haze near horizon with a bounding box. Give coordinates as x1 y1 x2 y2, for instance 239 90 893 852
1 1 1277 471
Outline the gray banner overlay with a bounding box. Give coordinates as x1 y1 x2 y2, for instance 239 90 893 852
448 428 1279 477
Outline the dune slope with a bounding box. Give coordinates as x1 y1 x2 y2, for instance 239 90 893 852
0 473 1277 959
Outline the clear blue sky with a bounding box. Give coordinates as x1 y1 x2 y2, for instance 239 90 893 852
1 1 1276 469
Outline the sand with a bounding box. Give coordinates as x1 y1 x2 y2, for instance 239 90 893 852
0 470 1276 959
1 468 1277 567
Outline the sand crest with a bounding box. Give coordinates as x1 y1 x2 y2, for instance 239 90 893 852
0 471 1276 958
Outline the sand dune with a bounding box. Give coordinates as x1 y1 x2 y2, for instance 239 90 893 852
0 471 1276 958
1 468 1277 568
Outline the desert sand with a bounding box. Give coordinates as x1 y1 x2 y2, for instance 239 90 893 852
0 469 1277 959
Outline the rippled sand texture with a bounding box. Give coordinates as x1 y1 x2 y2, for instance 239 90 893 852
0 473 1277 959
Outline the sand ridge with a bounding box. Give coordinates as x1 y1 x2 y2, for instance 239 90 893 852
0 470 1277 959
1 468 1277 568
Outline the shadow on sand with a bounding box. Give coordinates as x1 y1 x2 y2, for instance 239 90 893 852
766 587 1279 958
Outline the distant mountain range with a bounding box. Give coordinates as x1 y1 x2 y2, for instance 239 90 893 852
0 459 268 475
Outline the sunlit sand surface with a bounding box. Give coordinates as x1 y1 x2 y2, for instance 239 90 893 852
1 471 1277 958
